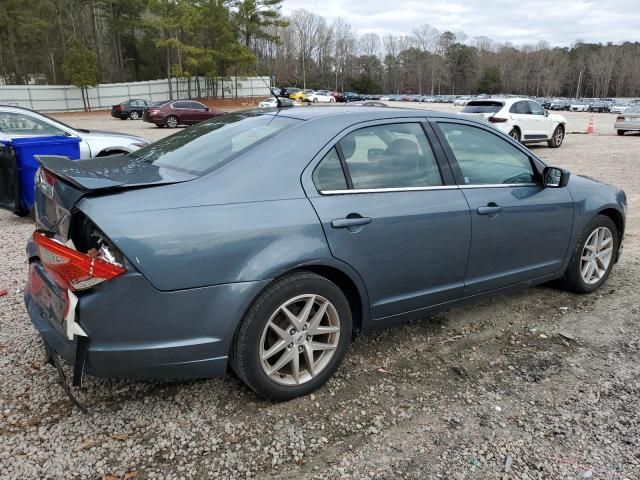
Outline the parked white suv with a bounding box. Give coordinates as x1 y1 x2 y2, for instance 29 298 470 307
460 98 567 148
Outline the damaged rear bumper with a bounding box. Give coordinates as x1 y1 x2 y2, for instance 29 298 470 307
25 258 269 380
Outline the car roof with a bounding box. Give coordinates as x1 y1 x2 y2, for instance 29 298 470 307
257 106 461 123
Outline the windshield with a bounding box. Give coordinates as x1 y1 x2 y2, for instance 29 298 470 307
129 112 298 175
462 101 504 113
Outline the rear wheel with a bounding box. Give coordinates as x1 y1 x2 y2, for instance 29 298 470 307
165 115 179 128
129 110 140 120
559 215 618 294
508 128 521 142
617 130 626 136
230 271 352 400
547 125 565 148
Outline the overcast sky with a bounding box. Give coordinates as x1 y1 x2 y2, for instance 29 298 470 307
281 0 640 47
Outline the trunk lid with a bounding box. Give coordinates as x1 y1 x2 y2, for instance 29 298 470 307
33 154 195 234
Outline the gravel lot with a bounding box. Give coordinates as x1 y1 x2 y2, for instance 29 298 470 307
1 104 639 479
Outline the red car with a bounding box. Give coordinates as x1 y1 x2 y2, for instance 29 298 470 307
330 91 345 102
143 100 224 128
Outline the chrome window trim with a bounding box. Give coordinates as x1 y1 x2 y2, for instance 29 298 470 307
321 185 458 195
319 183 539 195
459 183 539 189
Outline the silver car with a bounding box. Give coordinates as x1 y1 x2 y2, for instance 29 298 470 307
615 105 640 135
0 106 150 157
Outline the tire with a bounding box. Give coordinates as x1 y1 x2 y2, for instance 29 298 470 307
165 115 179 128
617 130 625 136
508 128 521 142
155 124 164 128
547 125 565 148
330 98 335 103
558 215 618 294
119 116 127 120
129 110 140 120
313 98 318 103
230 271 352 400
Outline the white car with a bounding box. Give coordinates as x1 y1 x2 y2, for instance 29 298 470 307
570 103 590 112
0 106 149 158
306 91 335 103
258 97 294 108
610 104 627 114
460 98 567 148
453 96 472 106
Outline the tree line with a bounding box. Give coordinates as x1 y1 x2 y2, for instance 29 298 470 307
1 0 639 100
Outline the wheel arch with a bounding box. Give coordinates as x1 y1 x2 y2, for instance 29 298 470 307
597 207 625 241
96 147 131 157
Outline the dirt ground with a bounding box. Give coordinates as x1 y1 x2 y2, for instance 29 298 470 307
0 103 639 479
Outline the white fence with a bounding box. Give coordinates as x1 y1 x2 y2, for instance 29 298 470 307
0 76 273 112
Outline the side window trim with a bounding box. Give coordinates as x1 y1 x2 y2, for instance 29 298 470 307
334 142 354 189
430 119 544 186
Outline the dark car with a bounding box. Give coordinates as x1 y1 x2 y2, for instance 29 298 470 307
26 107 626 400
344 92 363 102
590 102 611 113
142 100 224 128
111 99 156 120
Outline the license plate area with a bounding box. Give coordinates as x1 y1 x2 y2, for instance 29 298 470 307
28 262 69 334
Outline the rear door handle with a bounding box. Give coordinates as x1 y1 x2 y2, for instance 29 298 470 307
331 216 372 228
477 205 503 215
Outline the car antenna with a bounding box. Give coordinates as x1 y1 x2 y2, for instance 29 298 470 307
255 66 281 108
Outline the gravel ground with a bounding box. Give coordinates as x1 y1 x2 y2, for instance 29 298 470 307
0 105 639 479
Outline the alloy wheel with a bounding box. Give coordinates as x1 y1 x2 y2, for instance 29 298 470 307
259 294 340 386
580 226 613 285
130 111 140 120
554 127 564 146
166 116 178 128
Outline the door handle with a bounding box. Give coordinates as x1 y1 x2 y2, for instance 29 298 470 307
477 205 503 215
331 216 372 228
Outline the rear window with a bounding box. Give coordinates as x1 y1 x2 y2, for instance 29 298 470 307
130 112 298 175
462 101 504 113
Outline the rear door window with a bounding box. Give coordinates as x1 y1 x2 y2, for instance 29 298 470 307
312 148 348 191
338 123 442 189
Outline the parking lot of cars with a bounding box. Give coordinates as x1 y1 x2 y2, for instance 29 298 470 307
1 101 639 479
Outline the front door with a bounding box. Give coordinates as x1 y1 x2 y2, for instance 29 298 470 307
305 121 471 319
433 120 574 295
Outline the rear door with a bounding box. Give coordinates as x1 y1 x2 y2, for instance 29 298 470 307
509 101 537 138
303 120 471 320
432 120 573 295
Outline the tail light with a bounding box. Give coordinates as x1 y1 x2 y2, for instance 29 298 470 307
117 105 124 111
489 116 508 123
33 232 126 291
149 108 160 115
616 115 625 120
35 167 56 200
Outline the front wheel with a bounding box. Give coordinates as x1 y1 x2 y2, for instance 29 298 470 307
230 272 352 400
559 215 618 293
547 125 565 148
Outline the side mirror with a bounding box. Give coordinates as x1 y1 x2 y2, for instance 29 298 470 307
543 166 570 188
204 107 210 111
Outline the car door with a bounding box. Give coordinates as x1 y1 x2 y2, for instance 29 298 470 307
188 101 210 122
303 120 472 320
172 101 192 123
432 120 574 295
527 100 553 138
509 101 536 138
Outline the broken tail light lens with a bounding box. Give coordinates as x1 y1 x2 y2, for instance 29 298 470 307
489 116 508 123
33 232 126 291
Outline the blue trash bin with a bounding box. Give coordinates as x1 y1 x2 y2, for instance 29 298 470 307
0 136 81 215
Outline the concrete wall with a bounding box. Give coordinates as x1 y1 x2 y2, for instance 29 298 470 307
0 77 272 112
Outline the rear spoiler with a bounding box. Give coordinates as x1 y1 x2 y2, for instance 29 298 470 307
35 155 125 191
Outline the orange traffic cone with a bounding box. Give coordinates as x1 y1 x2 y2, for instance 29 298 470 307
586 114 594 134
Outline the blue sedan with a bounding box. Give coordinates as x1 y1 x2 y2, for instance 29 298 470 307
25 107 626 400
